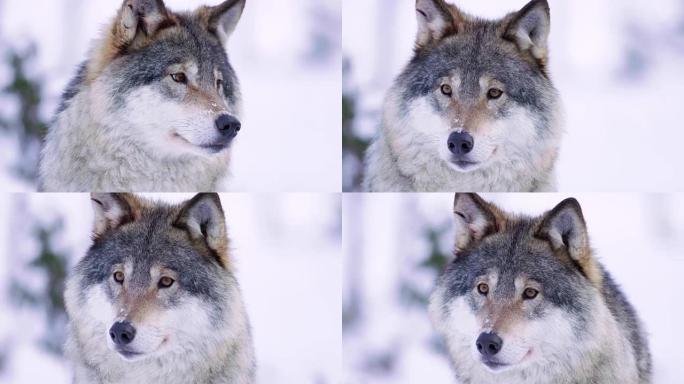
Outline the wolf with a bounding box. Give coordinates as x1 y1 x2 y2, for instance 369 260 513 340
429 193 651 383
40 0 246 192
64 193 256 383
363 0 563 192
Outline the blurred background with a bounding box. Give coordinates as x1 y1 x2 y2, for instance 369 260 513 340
343 193 684 383
0 0 341 192
343 0 684 191
0 193 341 383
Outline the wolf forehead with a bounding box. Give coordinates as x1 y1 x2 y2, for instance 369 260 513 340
400 33 550 107
441 219 593 309
110 14 237 91
76 205 229 296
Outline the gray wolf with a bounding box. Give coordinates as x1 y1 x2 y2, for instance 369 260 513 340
429 193 651 383
364 0 562 192
40 0 246 191
64 193 256 383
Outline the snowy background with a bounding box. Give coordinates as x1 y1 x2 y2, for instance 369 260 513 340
343 0 684 191
0 193 341 384
343 193 684 383
0 0 341 192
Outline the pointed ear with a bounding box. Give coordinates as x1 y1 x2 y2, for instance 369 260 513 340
90 193 142 238
536 198 602 285
174 193 229 268
453 193 502 254
415 0 461 48
502 0 550 61
113 0 174 48
197 0 246 45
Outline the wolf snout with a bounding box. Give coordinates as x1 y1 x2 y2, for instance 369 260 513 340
447 131 474 155
216 114 241 140
476 332 503 357
110 321 136 346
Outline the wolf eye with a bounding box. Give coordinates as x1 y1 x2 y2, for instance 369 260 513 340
170 73 188 84
158 276 175 288
113 271 125 284
523 288 539 300
440 84 453 96
487 88 503 99
477 283 489 295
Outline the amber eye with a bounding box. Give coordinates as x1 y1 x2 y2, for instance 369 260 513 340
477 283 489 295
159 276 175 289
440 84 453 96
523 288 539 300
487 88 503 99
170 72 188 84
113 271 125 284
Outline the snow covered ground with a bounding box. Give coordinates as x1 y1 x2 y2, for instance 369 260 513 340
0 0 342 192
0 193 341 384
343 0 684 191
343 193 684 383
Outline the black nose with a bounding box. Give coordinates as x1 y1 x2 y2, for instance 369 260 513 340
447 131 474 155
216 114 241 140
109 321 136 346
476 332 503 357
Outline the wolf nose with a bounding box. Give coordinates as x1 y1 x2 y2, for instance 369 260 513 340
447 131 474 155
216 114 241 140
109 321 136 346
476 332 503 357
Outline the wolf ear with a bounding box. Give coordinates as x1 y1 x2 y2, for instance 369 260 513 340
536 198 602 284
175 193 229 268
90 193 142 238
113 0 173 47
198 0 246 45
453 193 501 254
502 0 550 61
415 0 461 48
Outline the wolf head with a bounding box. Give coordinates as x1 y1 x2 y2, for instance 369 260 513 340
430 193 604 374
388 0 559 173
65 193 248 363
71 0 246 157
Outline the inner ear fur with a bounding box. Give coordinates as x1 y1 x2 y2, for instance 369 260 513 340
90 193 144 238
535 198 603 286
174 193 230 268
415 0 466 49
452 193 506 255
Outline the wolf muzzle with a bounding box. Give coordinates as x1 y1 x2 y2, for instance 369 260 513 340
447 131 474 155
216 114 241 142
476 331 503 357
110 321 136 346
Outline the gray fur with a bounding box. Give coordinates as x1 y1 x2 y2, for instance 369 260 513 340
40 0 245 192
364 0 562 192
65 193 256 383
429 194 651 383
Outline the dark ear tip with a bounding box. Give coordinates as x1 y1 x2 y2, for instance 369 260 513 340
558 197 581 210
191 193 223 210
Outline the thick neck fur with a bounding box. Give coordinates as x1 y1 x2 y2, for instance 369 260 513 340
65 278 256 384
364 88 561 192
431 287 641 384
40 89 230 192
